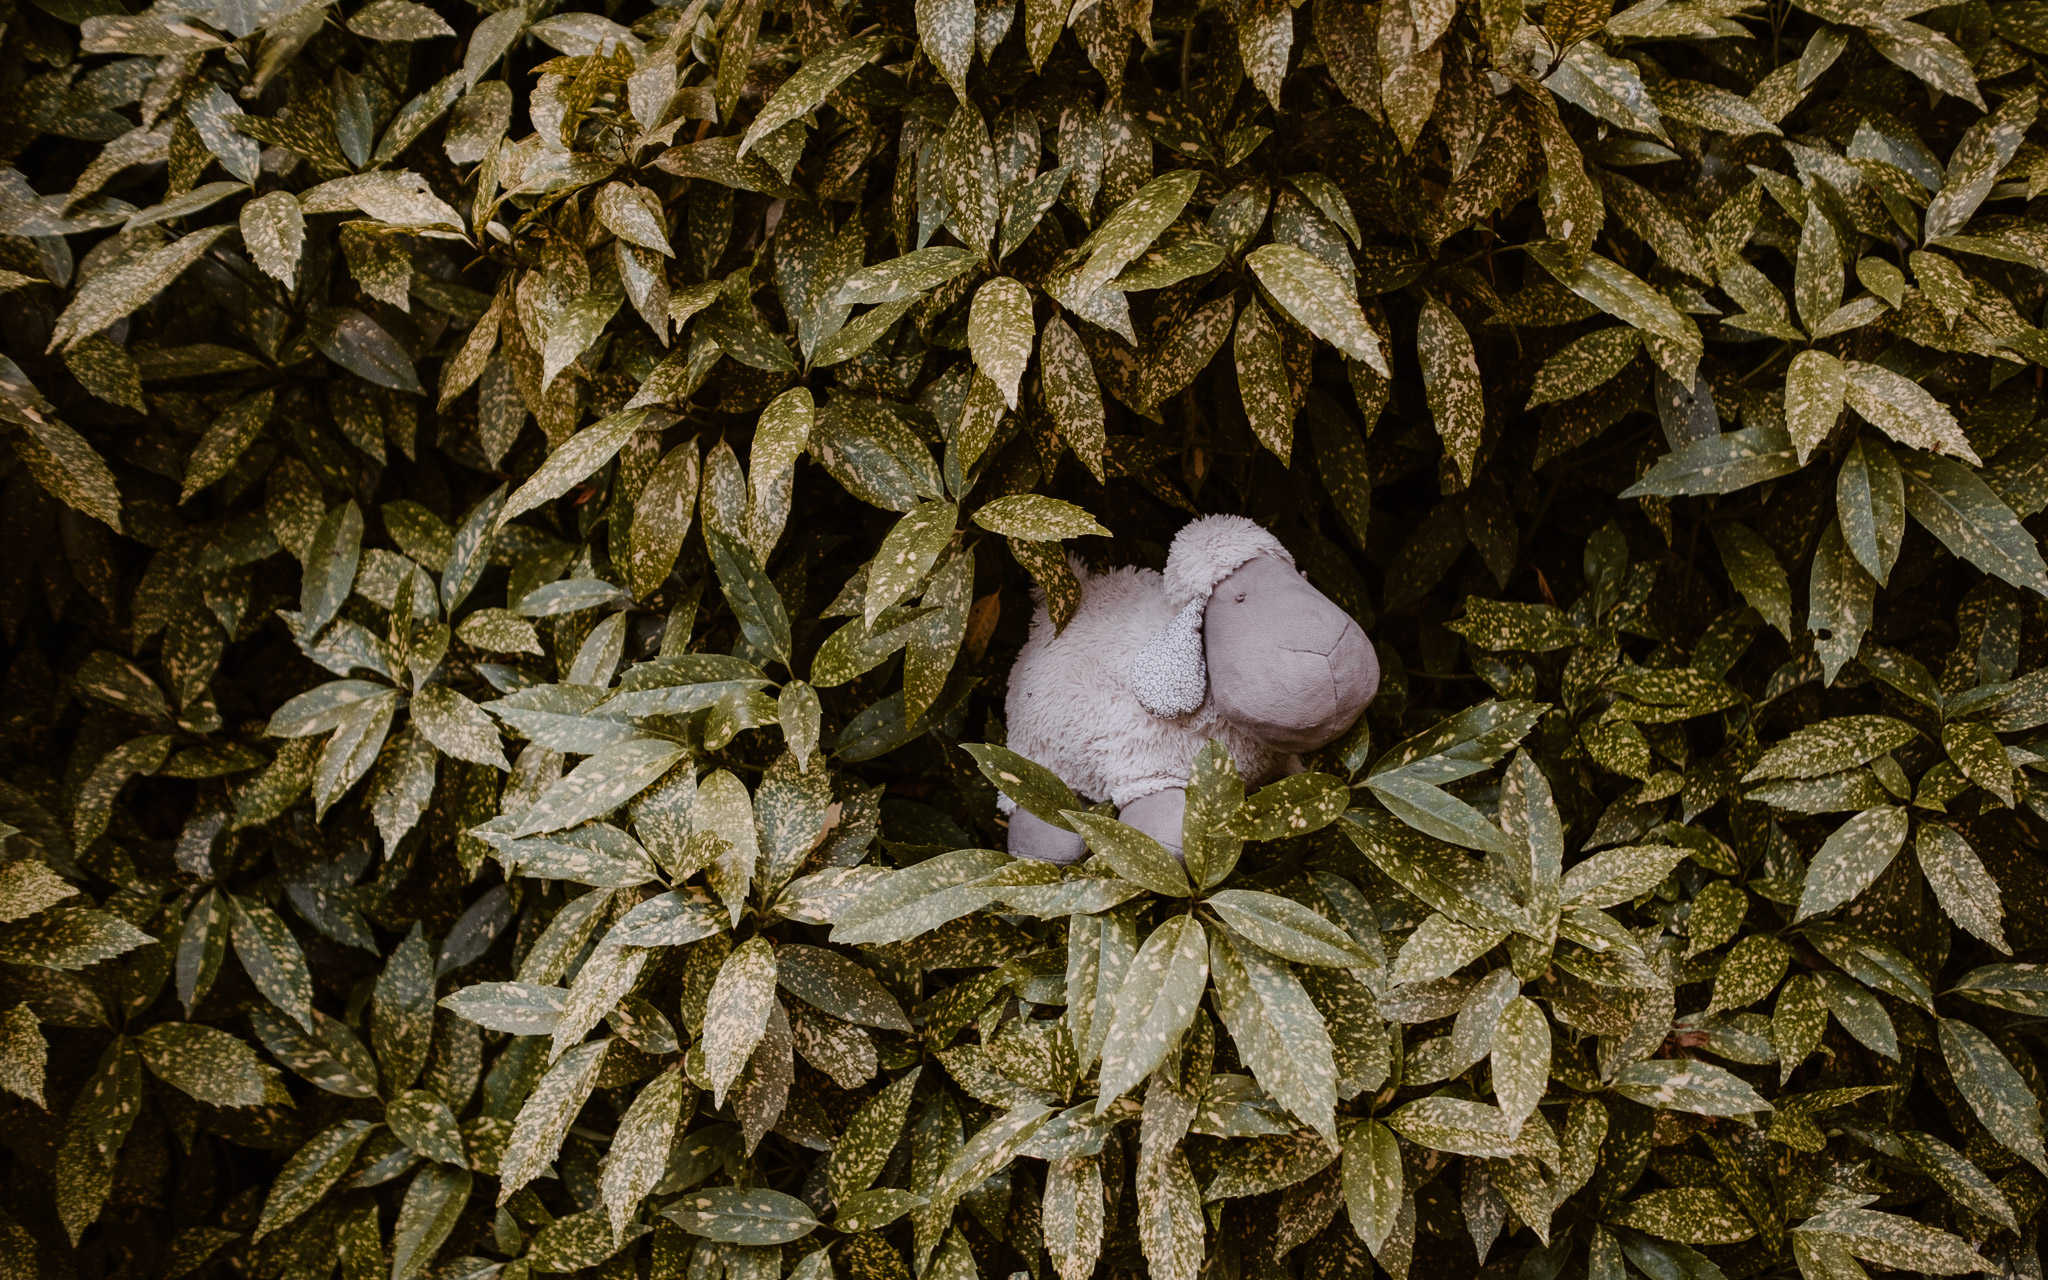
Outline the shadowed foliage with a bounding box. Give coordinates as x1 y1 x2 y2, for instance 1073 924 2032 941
3 0 2048 1279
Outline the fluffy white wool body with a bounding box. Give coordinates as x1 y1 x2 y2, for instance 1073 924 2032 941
1003 517 1299 806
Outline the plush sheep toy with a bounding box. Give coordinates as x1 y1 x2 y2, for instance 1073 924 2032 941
1003 515 1380 863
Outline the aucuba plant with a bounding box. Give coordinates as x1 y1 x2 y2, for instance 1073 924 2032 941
3 0 2048 1278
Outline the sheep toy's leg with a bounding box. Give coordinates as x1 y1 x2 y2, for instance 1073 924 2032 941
1008 808 1088 864
1119 788 1185 856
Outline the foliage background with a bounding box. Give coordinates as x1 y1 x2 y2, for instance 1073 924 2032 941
4 0 2048 1278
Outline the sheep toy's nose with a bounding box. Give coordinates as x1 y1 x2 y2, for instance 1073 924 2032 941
1203 555 1379 753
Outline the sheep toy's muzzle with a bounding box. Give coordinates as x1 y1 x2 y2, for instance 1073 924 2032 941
1203 555 1379 753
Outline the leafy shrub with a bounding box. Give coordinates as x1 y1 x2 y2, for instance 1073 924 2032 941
4 0 2048 1278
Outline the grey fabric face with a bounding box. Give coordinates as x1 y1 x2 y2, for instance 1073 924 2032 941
1129 597 1208 718
1202 555 1378 751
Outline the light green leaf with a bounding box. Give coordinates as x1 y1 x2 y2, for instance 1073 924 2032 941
391 1164 472 1280
968 277 1034 409
601 1067 689 1237
1901 454 2048 597
1610 1058 1772 1116
973 494 1109 540
1938 1016 2048 1173
1064 811 1189 897
1095 915 1208 1105
1248 244 1387 371
703 938 778 1107
740 34 888 157
1209 925 1339 1143
134 1022 267 1108
1796 805 1909 921
499 1038 610 1201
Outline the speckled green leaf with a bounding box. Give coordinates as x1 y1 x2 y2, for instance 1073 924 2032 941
1901 455 2048 596
1139 294 1235 413
511 739 688 839
1610 1058 1771 1117
1745 716 1919 781
1065 810 1189 896
668 1187 820 1244
1794 1206 1987 1274
1417 296 1484 483
1808 520 1875 684
1948 963 2048 1015
1492 996 1551 1126
228 895 315 1032
1528 328 1641 409
499 1037 609 1201
387 1088 465 1165
703 938 777 1106
181 390 276 502
1785 350 1846 465
600 1066 688 1237
1249 244 1387 372
827 1066 921 1204
300 501 363 637
1770 973 1827 1083
963 743 1081 829
134 1022 266 1107
1621 424 1800 497
0 1003 46 1108
0 860 78 924
241 191 305 288
374 925 437 1092
1044 1154 1104 1280
1233 297 1294 458
1795 806 1909 921
255 1120 376 1241
1223 771 1350 840
1341 1119 1402 1251
1612 1187 1756 1244
410 684 508 770
1205 890 1375 968
1449 600 1581 652
1095 915 1208 1105
1039 316 1106 481
1902 1130 2016 1230
1711 522 1793 640
391 1163 471 1280
1938 1017 2048 1174
1385 1095 1521 1157
968 278 1033 410
250 1007 378 1097
1708 934 1791 1012
500 409 666 528
1924 87 2035 240
708 527 793 664
1559 843 1689 909
1210 924 1338 1143
865 501 957 629
1068 170 1201 303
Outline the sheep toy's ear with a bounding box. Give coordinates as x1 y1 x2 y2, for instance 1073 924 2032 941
1132 515 1296 719
1130 598 1208 717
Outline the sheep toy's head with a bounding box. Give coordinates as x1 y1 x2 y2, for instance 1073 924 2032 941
1130 516 1378 750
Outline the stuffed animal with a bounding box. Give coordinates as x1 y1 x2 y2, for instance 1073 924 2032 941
1002 515 1379 863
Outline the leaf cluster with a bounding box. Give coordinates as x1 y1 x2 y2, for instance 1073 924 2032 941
3 0 2048 1279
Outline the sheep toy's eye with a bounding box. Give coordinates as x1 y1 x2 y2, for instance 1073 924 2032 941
1234 591 1247 603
